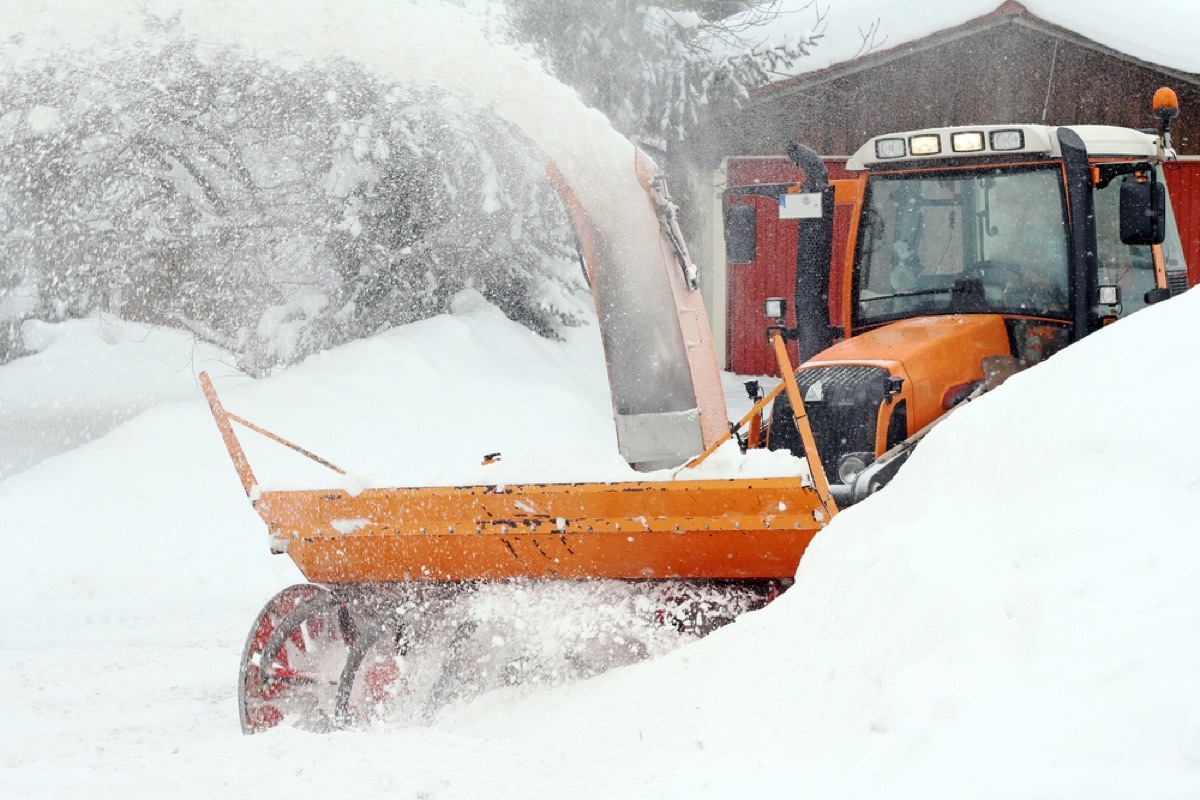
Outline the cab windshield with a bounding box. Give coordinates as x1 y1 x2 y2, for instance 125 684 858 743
855 166 1071 326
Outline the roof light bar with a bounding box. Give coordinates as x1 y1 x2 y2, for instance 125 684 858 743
847 125 1072 170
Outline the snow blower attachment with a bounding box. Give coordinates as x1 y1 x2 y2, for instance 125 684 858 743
202 334 834 732
205 147 838 734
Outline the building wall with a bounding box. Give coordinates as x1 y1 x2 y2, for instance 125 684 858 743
696 23 1200 164
720 157 852 375
1164 156 1200 287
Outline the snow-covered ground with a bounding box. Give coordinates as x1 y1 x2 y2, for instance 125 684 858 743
4 283 1200 798
0 317 240 479
4 1 1200 797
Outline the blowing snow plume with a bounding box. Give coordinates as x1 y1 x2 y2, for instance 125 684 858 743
2 0 727 466
0 1 588 370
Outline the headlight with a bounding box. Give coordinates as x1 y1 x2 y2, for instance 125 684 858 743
951 131 985 152
836 452 874 485
908 134 941 155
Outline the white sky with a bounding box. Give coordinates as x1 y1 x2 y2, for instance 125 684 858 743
744 0 1200 77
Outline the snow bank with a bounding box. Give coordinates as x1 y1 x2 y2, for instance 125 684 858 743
448 286 1200 797
214 289 804 491
0 316 241 478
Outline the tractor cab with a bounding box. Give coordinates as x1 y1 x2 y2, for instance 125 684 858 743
764 91 1189 505
846 124 1186 336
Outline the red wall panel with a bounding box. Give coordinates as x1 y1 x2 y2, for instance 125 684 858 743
1164 157 1200 287
725 157 850 376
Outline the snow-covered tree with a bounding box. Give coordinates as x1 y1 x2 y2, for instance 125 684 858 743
0 3 820 368
498 0 820 250
501 0 820 155
0 30 584 368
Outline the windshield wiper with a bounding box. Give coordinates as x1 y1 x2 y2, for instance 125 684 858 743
860 287 952 303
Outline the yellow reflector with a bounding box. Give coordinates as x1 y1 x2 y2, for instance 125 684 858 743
875 138 906 159
951 131 985 152
909 134 941 155
990 130 1024 151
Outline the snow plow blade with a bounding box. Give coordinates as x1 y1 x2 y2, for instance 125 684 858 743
255 478 827 583
199 372 832 584
201 338 837 734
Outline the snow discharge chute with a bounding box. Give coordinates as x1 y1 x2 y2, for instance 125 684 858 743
407 28 729 468
545 150 727 469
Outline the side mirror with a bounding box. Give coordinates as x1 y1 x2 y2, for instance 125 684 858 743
724 203 757 264
1119 179 1166 245
1144 287 1172 305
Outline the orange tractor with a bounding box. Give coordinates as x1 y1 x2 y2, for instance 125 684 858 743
737 87 1191 503
205 90 1187 732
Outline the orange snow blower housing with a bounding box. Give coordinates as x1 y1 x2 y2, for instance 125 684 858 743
200 368 834 586
203 145 838 733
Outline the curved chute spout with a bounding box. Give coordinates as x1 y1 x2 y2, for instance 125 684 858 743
547 153 728 470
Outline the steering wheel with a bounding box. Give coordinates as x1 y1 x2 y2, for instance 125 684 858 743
964 259 1022 291
964 259 1068 311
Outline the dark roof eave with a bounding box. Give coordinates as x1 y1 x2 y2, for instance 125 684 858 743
748 4 1200 107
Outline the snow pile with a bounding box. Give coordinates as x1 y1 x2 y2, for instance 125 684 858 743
448 286 1200 796
0 316 241 478
187 288 800 491
3 275 1199 797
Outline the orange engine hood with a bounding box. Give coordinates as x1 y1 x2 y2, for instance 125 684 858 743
802 315 1013 432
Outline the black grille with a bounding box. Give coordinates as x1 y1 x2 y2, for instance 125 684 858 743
768 365 890 480
1167 270 1189 296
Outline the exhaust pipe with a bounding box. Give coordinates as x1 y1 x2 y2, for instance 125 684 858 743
785 141 836 361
